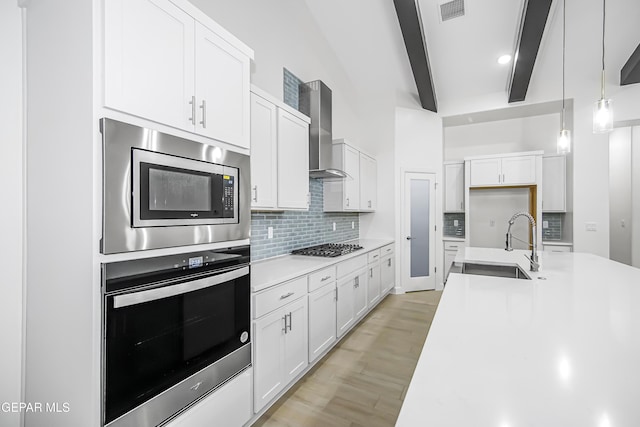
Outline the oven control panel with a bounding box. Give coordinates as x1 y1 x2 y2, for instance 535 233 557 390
222 175 235 218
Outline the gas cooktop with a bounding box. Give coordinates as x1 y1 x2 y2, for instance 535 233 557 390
291 243 363 258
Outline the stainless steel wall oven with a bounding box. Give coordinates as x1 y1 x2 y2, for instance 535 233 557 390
101 246 251 427
101 118 250 254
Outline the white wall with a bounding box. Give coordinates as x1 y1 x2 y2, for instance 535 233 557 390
444 113 561 161
395 106 443 290
0 2 24 427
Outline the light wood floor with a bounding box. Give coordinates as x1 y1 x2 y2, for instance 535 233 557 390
253 290 442 427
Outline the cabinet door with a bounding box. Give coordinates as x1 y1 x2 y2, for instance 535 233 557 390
367 264 381 308
253 310 286 412
283 297 308 384
344 146 360 210
277 109 310 210
250 94 278 209
353 270 368 320
104 0 195 130
380 255 395 295
336 276 355 338
469 158 501 186
502 156 536 185
359 153 377 211
194 23 250 148
308 283 337 363
542 156 566 212
444 163 464 212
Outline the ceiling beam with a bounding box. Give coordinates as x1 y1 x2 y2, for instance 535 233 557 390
393 0 437 112
508 0 553 103
621 43 640 86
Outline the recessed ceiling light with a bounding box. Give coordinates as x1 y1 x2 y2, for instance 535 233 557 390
498 54 512 65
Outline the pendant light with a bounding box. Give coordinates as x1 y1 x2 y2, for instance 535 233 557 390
557 0 571 154
593 0 613 133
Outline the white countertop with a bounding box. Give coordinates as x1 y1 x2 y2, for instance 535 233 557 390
542 240 574 246
397 247 640 426
251 238 394 292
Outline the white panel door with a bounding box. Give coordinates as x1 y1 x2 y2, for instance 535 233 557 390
308 283 337 363
502 156 536 185
469 158 501 186
444 163 464 212
380 255 395 294
402 172 436 291
353 269 368 319
104 0 195 130
542 155 566 212
367 263 381 307
253 309 285 412
336 276 355 338
277 109 310 210
250 94 278 209
283 297 308 384
344 145 360 210
194 22 250 148
359 153 377 211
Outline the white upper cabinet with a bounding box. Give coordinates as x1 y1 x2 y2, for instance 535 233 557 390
359 153 377 211
104 0 252 149
542 155 566 212
250 88 310 211
469 155 536 187
104 0 195 131
277 108 310 210
194 23 250 148
444 162 464 212
250 93 278 209
324 140 378 212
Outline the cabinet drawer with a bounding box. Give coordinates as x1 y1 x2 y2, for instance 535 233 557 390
336 255 367 279
444 241 463 251
381 244 394 257
254 276 307 319
368 250 381 264
308 266 336 292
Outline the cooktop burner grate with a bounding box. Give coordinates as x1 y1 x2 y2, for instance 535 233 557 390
291 243 363 257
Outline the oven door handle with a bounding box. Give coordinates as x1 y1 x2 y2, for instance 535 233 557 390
113 266 249 309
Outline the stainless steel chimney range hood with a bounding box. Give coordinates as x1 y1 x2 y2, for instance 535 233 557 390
299 80 347 179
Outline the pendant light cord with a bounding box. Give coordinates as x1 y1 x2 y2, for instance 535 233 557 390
601 0 606 99
562 0 566 128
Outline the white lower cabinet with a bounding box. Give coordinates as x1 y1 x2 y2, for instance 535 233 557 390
380 256 395 294
308 282 337 363
253 297 308 413
165 368 251 427
337 268 368 338
443 240 464 279
367 263 381 308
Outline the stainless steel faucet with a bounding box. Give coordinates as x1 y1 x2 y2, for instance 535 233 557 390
505 212 539 272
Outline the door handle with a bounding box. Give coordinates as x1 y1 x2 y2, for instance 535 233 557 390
406 236 413 240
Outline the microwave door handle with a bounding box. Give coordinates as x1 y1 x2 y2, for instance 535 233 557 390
113 266 249 309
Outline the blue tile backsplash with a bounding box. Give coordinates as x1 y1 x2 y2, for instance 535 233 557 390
542 212 563 241
283 68 303 111
443 213 465 237
250 179 359 261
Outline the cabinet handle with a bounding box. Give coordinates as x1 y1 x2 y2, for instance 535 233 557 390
354 276 359 288
252 185 258 202
335 288 338 301
282 316 287 334
188 95 196 125
199 99 207 128
370 268 373 278
502 173 505 183
388 259 392 267
346 197 350 207
279 292 294 300
288 312 292 332
498 174 501 183
307 192 310 206
368 200 372 208
321 275 332 282
460 201 463 210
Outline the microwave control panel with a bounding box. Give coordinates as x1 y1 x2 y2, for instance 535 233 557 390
222 175 235 218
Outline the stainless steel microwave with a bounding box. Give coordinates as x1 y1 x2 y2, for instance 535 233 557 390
101 118 250 254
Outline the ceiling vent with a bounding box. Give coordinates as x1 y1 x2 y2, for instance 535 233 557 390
439 0 465 22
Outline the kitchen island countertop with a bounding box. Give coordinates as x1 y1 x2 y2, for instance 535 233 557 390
397 247 640 426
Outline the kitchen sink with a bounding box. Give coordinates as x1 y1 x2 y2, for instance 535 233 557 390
456 262 531 280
